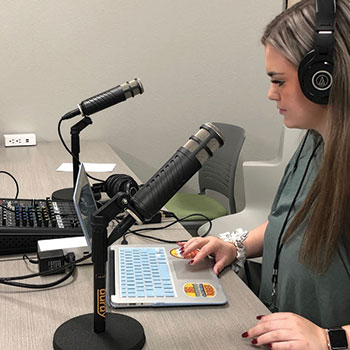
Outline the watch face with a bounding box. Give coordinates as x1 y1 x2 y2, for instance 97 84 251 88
329 329 348 348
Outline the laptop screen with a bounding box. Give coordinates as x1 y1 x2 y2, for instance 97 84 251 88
73 164 98 253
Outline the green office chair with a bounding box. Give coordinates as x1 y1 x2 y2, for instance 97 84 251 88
165 122 246 236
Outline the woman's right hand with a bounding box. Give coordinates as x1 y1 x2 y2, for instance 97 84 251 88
177 236 237 275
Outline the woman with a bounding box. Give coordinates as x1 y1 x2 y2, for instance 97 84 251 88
179 0 350 348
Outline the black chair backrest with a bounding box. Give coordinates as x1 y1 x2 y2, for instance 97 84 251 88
198 122 245 214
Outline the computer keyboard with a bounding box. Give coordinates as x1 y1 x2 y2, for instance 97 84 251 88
119 247 175 298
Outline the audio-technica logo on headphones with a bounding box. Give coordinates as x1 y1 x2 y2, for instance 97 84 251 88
312 70 333 91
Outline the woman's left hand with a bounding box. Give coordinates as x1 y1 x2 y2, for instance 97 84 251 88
242 312 329 349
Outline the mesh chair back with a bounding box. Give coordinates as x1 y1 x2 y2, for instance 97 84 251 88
198 122 245 214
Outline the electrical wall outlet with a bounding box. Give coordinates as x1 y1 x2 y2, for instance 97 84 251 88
4 133 37 147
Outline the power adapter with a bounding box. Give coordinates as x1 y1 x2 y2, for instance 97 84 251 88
38 249 66 274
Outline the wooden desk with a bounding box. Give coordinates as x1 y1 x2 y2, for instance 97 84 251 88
0 142 269 349
0 141 136 198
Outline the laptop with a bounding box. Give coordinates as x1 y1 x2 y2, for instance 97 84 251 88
73 164 227 308
72 164 98 253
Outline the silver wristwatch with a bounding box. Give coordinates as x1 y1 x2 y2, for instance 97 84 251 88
218 228 249 273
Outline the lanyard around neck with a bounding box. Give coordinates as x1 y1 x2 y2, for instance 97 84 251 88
269 132 322 312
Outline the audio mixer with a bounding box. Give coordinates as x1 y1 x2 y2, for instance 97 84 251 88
0 197 83 255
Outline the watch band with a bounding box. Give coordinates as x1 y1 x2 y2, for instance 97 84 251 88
328 328 348 350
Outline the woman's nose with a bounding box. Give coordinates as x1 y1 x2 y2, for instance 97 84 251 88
268 85 279 101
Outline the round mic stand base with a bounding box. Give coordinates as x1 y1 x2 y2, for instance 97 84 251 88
53 312 145 350
52 188 74 201
52 187 101 202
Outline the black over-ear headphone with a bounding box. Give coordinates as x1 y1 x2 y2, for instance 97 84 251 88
92 174 139 199
298 0 336 105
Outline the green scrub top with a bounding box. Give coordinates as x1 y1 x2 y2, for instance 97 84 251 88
259 131 350 328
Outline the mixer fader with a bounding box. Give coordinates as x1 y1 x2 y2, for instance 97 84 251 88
0 197 83 255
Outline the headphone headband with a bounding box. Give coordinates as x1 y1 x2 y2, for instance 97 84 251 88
314 0 336 55
315 0 336 31
298 0 336 105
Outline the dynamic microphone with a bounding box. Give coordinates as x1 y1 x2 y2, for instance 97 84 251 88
62 78 144 120
107 122 224 246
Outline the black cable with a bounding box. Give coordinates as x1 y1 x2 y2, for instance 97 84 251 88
120 213 213 244
160 210 179 220
57 116 104 183
0 254 37 263
0 171 19 199
0 252 79 289
58 117 74 161
23 254 39 264
274 136 322 265
269 133 322 311
0 264 75 289
0 253 91 282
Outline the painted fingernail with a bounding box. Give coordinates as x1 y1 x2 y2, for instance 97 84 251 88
256 315 265 320
241 332 249 338
267 344 272 349
251 339 258 345
188 260 194 265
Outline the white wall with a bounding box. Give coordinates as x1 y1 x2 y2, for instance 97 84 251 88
0 1 284 204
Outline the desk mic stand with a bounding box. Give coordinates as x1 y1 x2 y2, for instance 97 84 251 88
52 117 93 201
53 192 145 350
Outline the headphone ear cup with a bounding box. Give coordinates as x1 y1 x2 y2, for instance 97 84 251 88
105 174 139 198
123 177 139 197
298 49 333 105
105 174 127 198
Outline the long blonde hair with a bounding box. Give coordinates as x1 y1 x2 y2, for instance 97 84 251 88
262 0 350 273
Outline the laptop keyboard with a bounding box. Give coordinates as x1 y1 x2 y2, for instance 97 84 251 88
119 247 175 298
